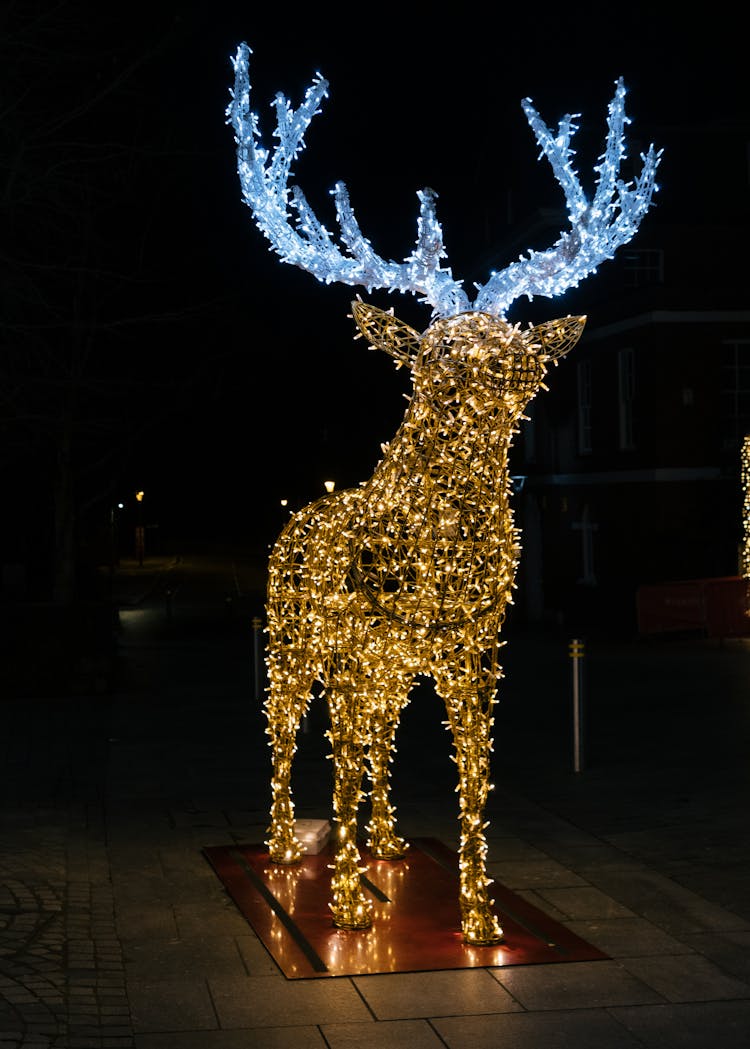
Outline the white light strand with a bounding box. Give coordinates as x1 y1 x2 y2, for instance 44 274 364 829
227 45 662 320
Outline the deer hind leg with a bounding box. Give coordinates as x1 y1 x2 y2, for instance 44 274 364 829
366 672 413 859
326 685 373 929
435 668 503 946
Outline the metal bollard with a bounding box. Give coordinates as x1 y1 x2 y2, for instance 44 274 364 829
569 638 585 773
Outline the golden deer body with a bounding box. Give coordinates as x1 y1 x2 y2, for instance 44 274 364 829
228 44 660 943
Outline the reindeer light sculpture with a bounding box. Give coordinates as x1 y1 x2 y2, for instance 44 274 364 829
227 43 661 944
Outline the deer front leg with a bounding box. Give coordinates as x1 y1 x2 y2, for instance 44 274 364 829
268 808 302 863
439 680 503 946
264 656 314 863
266 705 305 863
327 691 372 929
366 675 412 859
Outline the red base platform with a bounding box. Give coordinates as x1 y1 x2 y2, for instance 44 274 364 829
203 837 608 979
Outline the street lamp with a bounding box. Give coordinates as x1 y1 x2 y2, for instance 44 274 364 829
135 490 145 566
109 501 124 575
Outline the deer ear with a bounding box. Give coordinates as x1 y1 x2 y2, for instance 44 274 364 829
351 301 421 367
525 315 587 359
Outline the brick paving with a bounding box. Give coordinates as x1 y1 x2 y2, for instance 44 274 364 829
1 552 749 1048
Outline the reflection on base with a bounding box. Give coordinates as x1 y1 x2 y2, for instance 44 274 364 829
203 837 608 979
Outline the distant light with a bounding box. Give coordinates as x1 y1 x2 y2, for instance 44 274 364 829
324 480 335 493
280 498 288 507
135 491 144 503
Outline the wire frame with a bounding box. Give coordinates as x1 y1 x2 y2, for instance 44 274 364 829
262 304 584 945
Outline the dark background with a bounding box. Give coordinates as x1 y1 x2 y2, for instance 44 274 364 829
2 1 746 571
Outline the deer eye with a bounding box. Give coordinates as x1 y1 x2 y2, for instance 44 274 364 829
487 350 543 391
510 353 544 392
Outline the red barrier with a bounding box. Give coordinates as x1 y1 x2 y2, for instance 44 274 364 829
637 576 750 638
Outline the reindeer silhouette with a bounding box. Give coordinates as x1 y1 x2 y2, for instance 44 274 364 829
228 45 661 944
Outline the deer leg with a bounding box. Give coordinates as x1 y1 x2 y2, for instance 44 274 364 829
264 650 315 863
438 679 503 946
266 712 304 863
327 688 372 929
366 674 412 859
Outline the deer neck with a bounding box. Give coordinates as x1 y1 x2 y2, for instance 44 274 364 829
366 394 520 525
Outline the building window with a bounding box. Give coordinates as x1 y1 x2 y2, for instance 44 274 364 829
622 248 664 288
522 402 536 462
577 359 592 454
572 504 598 585
721 340 750 450
618 347 635 450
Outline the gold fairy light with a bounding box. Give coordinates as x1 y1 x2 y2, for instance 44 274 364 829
227 44 660 944
265 306 585 943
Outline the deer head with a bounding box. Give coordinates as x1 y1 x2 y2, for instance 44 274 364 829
351 300 586 426
227 42 661 323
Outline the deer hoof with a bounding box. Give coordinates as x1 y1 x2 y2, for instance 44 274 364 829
329 864 374 929
369 835 408 860
267 835 304 864
329 895 373 930
462 909 504 946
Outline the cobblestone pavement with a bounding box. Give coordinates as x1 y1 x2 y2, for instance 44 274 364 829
0 812 133 1049
1 552 749 1049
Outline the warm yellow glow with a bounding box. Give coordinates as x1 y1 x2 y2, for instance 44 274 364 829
264 303 585 945
324 480 336 493
135 490 144 502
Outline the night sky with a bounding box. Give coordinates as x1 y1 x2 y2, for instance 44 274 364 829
5 3 746 557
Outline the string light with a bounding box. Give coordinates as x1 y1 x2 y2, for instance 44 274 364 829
227 44 662 320
265 305 585 943
227 44 660 944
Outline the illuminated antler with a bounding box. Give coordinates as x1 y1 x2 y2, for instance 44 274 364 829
227 42 469 317
228 44 661 321
474 79 662 315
